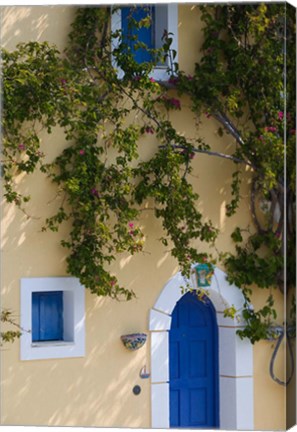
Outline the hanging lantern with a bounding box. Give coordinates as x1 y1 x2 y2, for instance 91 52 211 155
191 263 214 288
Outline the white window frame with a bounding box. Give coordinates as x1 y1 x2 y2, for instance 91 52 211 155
20 277 85 361
111 4 178 81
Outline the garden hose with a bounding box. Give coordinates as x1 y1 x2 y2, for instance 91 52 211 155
269 326 295 386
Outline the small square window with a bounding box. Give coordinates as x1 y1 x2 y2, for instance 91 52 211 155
111 4 178 81
20 277 85 361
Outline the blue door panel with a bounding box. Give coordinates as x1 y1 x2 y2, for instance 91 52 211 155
32 291 63 342
190 389 207 425
121 6 155 63
169 341 180 380
169 292 219 428
170 390 180 427
189 340 207 378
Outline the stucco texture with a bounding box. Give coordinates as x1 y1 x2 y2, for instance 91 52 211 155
0 5 288 429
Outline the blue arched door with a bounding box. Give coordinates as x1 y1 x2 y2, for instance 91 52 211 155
169 292 219 428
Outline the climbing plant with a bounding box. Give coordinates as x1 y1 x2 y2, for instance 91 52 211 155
1 4 295 344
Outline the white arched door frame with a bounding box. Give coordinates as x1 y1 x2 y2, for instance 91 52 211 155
149 265 254 430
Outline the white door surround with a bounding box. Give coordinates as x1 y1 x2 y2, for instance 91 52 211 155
149 265 254 430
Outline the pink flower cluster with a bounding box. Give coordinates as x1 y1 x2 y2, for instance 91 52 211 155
145 126 154 134
128 222 135 236
79 149 85 155
278 111 284 120
181 149 195 159
162 96 181 110
168 76 179 85
91 188 99 197
265 126 277 133
18 143 26 151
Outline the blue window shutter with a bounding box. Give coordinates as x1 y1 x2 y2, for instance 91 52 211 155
121 6 155 63
32 292 63 342
32 292 41 341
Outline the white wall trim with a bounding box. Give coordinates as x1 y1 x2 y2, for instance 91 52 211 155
20 277 85 361
149 265 254 429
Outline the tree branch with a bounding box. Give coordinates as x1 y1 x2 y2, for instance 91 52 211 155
212 110 245 146
159 144 256 169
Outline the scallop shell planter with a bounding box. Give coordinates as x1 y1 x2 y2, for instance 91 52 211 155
120 333 147 351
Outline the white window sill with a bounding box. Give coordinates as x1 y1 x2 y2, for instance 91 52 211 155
31 341 75 348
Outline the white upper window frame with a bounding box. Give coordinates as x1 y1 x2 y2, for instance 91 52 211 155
20 277 85 361
111 4 178 81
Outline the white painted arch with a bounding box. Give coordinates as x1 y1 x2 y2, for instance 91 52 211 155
149 265 254 430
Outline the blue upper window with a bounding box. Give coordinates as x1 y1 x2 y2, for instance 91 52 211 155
112 5 178 81
121 6 155 63
32 291 63 342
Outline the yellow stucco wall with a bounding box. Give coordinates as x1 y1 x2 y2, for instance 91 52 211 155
0 5 287 429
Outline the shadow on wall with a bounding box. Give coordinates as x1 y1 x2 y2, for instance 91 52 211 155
1 6 256 426
2 322 151 426
1 6 76 51
0 118 254 428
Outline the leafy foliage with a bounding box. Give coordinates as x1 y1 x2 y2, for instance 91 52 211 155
0 310 22 345
1 4 295 342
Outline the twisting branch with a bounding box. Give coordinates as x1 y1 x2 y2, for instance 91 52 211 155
212 110 245 146
159 144 256 170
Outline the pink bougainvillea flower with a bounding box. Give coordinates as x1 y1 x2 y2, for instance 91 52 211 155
129 230 135 236
145 126 154 134
205 112 211 118
168 76 179 85
79 149 85 155
189 152 195 160
60 78 67 86
267 126 277 133
259 135 265 142
110 279 116 286
278 111 284 120
202 256 208 262
133 75 141 81
18 143 26 151
149 77 156 83
160 96 181 110
91 188 99 197
169 97 181 109
128 222 134 228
